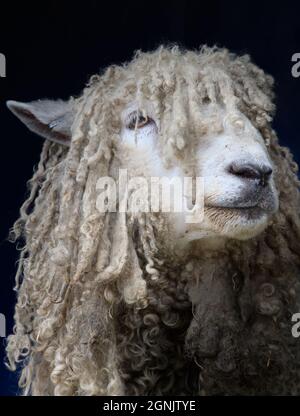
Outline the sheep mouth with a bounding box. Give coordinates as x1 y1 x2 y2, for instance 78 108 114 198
205 205 266 220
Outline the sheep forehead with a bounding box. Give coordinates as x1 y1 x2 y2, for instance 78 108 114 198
121 100 157 123
220 109 262 137
120 99 260 142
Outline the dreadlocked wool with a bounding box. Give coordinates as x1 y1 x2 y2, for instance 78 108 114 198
6 45 300 395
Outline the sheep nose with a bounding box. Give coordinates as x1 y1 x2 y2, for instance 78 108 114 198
228 161 273 186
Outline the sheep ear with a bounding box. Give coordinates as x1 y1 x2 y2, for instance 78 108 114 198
6 99 74 146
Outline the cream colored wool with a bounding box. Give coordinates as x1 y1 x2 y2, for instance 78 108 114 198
6 45 300 395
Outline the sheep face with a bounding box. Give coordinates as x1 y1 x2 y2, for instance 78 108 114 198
6 95 279 247
118 101 279 243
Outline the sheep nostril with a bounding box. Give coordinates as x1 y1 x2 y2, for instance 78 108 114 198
228 162 273 186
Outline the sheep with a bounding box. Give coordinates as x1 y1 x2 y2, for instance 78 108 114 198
5 45 300 396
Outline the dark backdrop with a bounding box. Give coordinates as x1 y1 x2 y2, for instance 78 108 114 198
1 0 300 395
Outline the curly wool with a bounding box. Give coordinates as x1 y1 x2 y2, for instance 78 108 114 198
6 45 300 395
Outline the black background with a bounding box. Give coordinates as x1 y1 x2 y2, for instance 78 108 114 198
0 0 300 396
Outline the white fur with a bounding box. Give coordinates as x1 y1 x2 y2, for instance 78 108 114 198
119 102 278 243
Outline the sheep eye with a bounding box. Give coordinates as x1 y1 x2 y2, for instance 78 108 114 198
127 111 152 130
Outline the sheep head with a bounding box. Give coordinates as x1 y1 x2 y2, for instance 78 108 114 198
7 51 279 252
